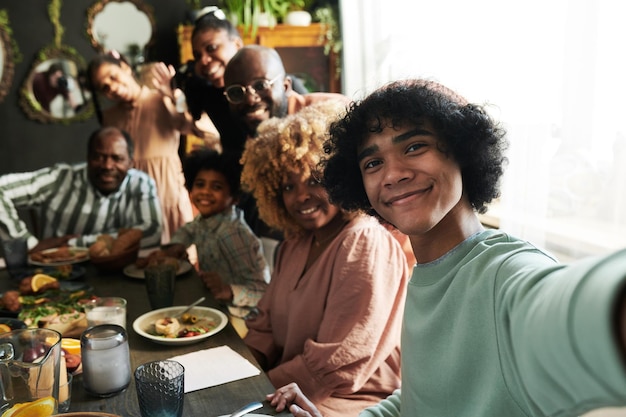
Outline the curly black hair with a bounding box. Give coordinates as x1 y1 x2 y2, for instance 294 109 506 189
182 149 242 198
321 79 508 215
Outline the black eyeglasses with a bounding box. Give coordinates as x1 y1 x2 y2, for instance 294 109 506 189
223 74 283 104
194 6 227 24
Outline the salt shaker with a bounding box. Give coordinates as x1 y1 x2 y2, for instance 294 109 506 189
81 324 131 397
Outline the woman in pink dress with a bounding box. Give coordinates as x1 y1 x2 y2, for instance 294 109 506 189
88 52 201 243
240 100 409 417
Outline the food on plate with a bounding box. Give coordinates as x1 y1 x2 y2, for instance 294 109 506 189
18 274 60 295
61 340 82 374
41 312 88 339
89 228 143 258
135 250 180 270
150 315 218 338
1 290 22 312
0 395 55 417
61 337 81 356
29 246 88 264
30 274 60 293
154 317 181 337
88 234 115 257
0 324 11 334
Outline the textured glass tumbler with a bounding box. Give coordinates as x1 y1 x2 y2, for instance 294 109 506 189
135 360 185 417
144 264 177 310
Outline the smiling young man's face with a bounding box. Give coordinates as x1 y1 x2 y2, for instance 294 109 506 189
357 120 465 237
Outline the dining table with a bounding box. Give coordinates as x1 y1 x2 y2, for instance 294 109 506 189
0 258 292 417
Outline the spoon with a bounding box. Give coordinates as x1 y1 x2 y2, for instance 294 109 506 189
228 401 263 417
176 296 206 319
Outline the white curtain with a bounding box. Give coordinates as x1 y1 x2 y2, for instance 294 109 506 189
339 0 626 261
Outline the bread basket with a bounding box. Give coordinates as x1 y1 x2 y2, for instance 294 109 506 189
89 243 139 272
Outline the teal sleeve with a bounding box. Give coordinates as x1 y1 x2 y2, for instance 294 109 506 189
359 389 401 417
504 249 626 415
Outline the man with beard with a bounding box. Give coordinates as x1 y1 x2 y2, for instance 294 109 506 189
0 126 162 253
223 45 348 154
223 45 349 241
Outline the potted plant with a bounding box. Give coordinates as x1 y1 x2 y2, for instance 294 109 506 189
284 0 314 26
221 0 305 37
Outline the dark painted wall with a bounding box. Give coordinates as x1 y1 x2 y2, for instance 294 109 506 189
0 0 211 175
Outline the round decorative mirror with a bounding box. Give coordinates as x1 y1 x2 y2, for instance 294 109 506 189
86 0 155 67
0 9 18 103
19 45 93 123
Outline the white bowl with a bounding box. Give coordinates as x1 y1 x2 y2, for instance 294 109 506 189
133 306 227 346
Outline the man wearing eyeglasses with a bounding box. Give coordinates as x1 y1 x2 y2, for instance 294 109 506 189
223 45 349 142
222 45 349 241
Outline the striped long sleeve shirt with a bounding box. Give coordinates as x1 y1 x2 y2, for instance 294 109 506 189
0 163 162 248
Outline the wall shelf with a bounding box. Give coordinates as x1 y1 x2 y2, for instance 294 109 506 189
177 23 340 93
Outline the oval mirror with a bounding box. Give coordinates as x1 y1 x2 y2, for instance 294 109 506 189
0 9 17 103
19 45 93 124
86 0 155 67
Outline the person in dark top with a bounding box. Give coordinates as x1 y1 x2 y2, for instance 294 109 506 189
179 7 310 158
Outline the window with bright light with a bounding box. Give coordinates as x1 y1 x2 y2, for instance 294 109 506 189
339 0 626 262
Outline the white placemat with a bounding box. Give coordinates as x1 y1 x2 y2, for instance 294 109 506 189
168 345 261 393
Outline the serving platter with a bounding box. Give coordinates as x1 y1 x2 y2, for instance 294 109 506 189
29 247 90 266
133 306 227 346
11 265 86 281
123 261 193 279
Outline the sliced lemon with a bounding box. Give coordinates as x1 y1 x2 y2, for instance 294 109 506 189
12 396 56 417
61 338 81 355
1 402 25 417
0 324 11 334
30 274 58 293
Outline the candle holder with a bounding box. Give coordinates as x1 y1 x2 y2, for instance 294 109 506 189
81 324 131 397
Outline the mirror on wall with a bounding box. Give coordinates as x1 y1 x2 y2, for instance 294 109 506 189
19 45 93 124
0 9 17 103
86 0 155 67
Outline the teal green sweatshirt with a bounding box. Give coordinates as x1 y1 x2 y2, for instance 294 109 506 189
361 230 626 417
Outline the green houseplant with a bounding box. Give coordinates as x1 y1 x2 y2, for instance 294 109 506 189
221 0 305 37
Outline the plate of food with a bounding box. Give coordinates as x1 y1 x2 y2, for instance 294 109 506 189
123 260 193 279
10 265 86 281
29 247 90 266
0 274 94 337
0 318 27 333
133 306 227 346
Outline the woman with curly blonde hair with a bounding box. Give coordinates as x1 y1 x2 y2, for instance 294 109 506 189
240 100 409 417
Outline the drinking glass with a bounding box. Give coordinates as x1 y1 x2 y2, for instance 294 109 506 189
58 372 73 412
135 360 185 417
1 236 29 279
81 324 131 397
83 297 127 329
144 264 177 309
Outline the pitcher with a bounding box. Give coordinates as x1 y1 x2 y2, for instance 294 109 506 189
0 328 62 417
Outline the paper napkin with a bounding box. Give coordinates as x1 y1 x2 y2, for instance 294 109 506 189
168 345 261 393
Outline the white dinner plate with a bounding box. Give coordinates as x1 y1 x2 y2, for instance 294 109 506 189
216 414 270 417
122 261 193 279
133 306 227 346
28 247 90 266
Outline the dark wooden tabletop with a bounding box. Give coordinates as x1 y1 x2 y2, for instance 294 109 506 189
0 262 291 417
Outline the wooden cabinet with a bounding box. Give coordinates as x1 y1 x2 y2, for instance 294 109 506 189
177 23 341 93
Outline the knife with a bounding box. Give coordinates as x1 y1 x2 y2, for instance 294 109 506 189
228 401 263 417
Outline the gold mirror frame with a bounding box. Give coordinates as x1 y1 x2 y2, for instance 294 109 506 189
18 45 94 124
0 9 19 104
86 0 155 65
